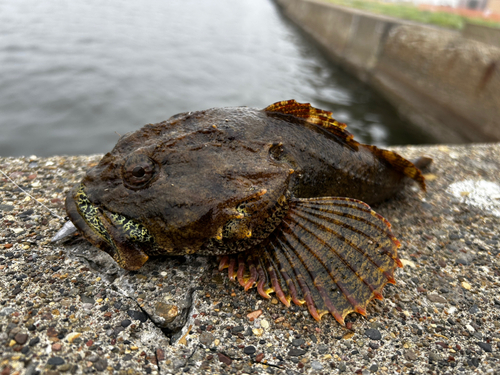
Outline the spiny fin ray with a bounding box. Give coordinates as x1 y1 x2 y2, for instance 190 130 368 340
218 196 401 325
365 145 426 191
264 100 426 191
264 100 353 141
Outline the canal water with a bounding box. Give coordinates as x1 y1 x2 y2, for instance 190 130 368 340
0 0 434 157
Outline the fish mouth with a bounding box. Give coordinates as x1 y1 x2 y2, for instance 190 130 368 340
65 184 154 271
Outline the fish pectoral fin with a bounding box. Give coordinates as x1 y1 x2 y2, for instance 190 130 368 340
219 196 401 325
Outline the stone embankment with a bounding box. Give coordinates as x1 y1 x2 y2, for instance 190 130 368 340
1 144 500 374
275 0 500 144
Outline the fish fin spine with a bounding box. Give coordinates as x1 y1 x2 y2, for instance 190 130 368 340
264 99 353 140
366 145 427 191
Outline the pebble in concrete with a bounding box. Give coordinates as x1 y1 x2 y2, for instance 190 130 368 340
1 145 500 374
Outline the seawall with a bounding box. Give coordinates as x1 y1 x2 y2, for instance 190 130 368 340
275 0 500 143
463 23 500 48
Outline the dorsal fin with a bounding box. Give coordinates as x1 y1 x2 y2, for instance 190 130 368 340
265 100 346 129
265 99 354 142
365 145 427 191
265 100 426 191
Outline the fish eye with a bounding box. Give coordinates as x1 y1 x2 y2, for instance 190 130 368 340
132 166 145 178
122 154 157 189
269 143 284 161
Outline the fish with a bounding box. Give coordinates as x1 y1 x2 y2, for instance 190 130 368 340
62 100 426 324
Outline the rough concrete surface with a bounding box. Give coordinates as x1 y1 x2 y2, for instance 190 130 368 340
1 143 500 374
463 23 500 48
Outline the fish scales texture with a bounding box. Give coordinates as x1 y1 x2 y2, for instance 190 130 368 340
64 99 425 324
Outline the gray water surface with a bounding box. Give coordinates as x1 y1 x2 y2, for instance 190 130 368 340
0 0 434 157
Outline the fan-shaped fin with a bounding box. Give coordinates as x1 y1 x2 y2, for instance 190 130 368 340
218 196 401 325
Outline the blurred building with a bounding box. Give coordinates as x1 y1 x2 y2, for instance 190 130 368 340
486 0 500 12
459 0 488 11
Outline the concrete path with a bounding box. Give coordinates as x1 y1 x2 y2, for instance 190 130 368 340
1 143 499 374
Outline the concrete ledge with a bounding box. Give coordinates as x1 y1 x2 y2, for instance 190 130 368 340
1 145 500 374
463 23 500 48
275 0 500 143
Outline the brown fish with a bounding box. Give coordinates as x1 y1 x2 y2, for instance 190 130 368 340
64 100 425 324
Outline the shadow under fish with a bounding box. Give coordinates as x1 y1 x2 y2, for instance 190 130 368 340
54 100 427 325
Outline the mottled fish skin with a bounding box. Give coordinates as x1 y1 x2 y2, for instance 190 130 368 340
65 100 425 323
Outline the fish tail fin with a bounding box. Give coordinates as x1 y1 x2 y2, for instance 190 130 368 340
220 197 401 324
366 145 427 191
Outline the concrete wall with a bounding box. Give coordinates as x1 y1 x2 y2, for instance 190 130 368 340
275 0 500 143
463 23 500 48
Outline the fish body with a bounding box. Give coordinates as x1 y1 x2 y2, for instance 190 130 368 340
65 100 425 324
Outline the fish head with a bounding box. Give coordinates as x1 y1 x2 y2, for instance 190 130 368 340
65 109 294 270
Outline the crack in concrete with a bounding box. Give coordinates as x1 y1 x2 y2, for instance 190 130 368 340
132 300 164 374
61 238 232 375
63 240 206 375
154 348 162 374
169 288 197 344
185 344 201 365
218 351 284 370
64 238 210 333
63 242 171 374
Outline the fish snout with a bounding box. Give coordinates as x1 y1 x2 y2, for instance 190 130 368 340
65 184 154 270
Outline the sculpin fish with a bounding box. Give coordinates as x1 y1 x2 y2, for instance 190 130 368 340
61 100 426 324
